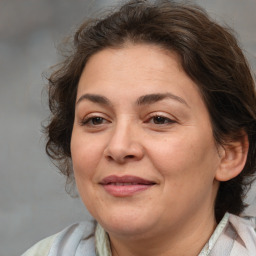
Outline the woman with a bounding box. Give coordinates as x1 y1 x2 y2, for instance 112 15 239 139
22 0 256 255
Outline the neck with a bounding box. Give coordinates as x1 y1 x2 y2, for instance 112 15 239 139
109 210 217 256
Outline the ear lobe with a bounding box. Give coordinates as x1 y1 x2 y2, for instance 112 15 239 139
215 133 249 182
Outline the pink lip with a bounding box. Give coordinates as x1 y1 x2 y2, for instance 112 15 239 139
100 175 156 197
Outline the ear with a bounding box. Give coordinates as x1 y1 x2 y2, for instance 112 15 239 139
215 132 249 182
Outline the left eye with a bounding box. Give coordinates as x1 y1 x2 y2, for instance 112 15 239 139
149 116 174 124
90 117 105 125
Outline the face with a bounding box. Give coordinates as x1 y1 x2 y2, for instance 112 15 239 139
71 44 222 241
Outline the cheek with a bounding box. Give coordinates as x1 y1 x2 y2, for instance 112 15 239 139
147 131 219 182
148 133 220 213
70 133 105 212
70 131 104 181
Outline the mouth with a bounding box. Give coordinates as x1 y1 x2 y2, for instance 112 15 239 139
99 175 156 197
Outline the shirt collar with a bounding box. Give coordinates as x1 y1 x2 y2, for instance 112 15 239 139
95 212 230 256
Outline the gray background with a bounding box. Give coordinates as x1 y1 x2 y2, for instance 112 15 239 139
0 0 255 255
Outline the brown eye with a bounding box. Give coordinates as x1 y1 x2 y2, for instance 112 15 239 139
151 116 174 124
82 116 108 126
91 117 104 125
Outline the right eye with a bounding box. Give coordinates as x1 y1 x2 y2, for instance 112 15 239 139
84 117 104 125
80 116 110 127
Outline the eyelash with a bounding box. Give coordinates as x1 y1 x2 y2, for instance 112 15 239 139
80 114 175 127
146 114 176 125
80 116 110 126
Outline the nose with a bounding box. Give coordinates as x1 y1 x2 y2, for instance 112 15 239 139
104 122 144 164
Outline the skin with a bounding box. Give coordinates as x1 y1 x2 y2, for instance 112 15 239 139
70 44 242 256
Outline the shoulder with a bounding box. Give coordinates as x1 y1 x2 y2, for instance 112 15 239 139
21 233 58 256
229 214 256 256
229 213 256 238
22 221 96 256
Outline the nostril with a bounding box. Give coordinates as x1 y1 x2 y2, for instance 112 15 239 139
126 155 135 159
104 144 144 163
106 155 114 161
106 154 134 163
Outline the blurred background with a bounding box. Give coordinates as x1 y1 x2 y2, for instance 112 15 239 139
0 0 255 255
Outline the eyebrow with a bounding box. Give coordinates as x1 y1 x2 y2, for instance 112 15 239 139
137 93 189 108
76 94 111 106
76 92 189 108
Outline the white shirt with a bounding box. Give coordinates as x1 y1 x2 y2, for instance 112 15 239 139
22 213 256 256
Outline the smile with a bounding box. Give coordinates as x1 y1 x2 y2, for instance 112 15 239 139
100 175 156 197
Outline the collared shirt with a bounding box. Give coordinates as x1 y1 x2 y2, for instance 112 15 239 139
94 213 230 256
22 213 256 256
95 213 256 256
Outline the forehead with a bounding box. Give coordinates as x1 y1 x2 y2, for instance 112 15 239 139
76 44 204 109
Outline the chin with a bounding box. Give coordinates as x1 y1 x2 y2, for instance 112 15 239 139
95 208 157 238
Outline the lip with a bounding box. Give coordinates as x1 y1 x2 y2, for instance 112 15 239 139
99 175 156 197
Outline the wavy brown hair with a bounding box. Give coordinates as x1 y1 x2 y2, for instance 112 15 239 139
44 0 256 222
